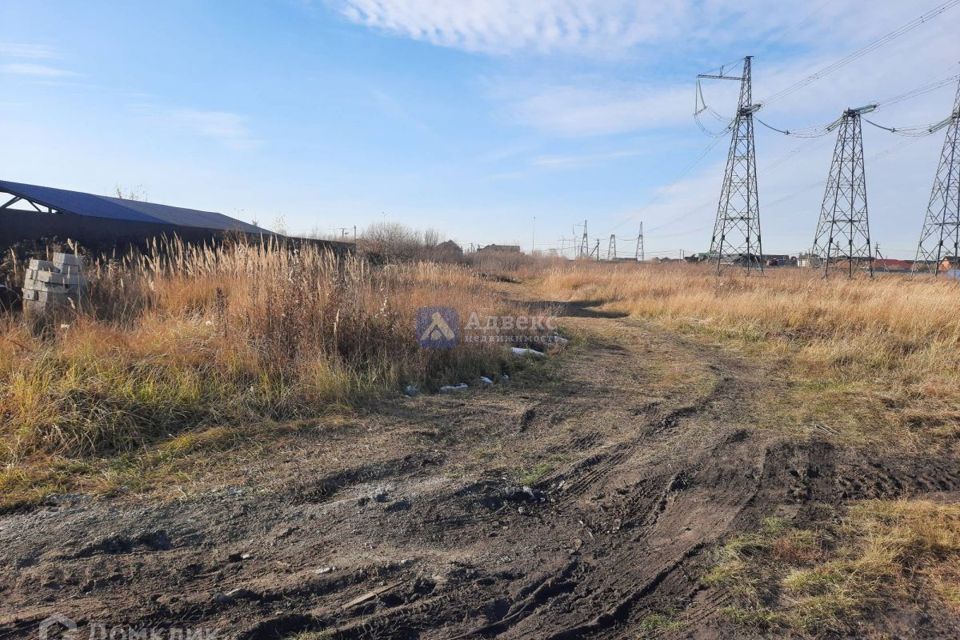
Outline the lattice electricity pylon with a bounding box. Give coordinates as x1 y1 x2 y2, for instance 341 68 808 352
607 234 617 260
705 56 763 274
578 220 590 259
635 222 645 261
914 78 960 275
811 105 876 278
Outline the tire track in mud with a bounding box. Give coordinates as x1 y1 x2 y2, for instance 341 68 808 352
0 308 777 640
259 315 782 640
4 302 956 639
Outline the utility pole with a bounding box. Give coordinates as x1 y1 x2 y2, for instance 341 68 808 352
704 56 763 274
607 234 617 261
594 239 600 262
875 242 887 272
914 76 960 275
532 216 536 255
635 222 645 261
812 104 876 278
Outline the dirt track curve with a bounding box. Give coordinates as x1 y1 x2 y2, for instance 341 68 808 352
3 300 960 639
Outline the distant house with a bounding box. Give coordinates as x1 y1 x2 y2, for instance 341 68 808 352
797 253 819 268
874 258 914 272
477 244 521 254
763 254 794 267
430 240 465 262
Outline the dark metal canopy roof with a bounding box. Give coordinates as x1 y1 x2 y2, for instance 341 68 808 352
0 179 265 234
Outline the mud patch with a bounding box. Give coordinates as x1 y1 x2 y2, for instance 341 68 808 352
75 529 172 558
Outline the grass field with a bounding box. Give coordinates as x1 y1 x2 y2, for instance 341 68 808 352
705 500 960 634
533 261 960 452
0 240 530 507
530 260 960 635
4 256 959 497
2 252 959 636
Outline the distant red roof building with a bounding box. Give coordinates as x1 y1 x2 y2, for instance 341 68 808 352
874 258 913 272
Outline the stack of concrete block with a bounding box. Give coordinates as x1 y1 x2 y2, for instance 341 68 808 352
22 253 87 313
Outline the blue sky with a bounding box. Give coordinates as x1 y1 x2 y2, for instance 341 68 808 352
1 1 958 258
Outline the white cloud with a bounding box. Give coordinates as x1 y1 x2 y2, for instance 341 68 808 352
331 0 861 56
532 148 647 168
168 109 259 150
509 83 693 136
0 43 72 77
498 10 958 137
0 63 76 78
0 43 58 59
327 0 959 256
134 106 260 151
330 0 744 56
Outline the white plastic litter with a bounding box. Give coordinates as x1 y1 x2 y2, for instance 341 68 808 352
479 376 494 385
511 347 546 358
439 383 469 393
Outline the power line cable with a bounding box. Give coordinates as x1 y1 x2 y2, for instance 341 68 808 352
875 72 960 108
607 134 727 233
757 71 960 138
756 117 833 138
644 135 832 234
864 118 944 136
645 133 921 247
759 0 960 106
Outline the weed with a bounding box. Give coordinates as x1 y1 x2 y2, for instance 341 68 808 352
638 611 685 632
519 462 554 486
705 500 960 634
0 238 540 505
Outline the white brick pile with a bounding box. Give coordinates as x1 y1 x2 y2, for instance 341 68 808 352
22 253 87 313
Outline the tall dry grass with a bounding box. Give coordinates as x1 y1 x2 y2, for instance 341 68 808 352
0 238 516 461
535 262 960 448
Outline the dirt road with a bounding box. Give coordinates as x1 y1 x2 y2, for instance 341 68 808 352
2 300 958 639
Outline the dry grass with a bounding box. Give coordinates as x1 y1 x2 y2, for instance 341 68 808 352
533 262 960 449
0 238 528 505
705 500 960 635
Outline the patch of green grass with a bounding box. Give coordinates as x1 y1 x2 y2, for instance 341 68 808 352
0 416 349 512
638 611 685 633
704 501 960 635
288 631 334 640
519 462 554 486
719 606 783 629
0 464 69 511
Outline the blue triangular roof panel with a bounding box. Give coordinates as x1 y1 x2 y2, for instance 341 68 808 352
0 179 264 234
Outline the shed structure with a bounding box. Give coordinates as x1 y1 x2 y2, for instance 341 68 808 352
0 179 268 253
